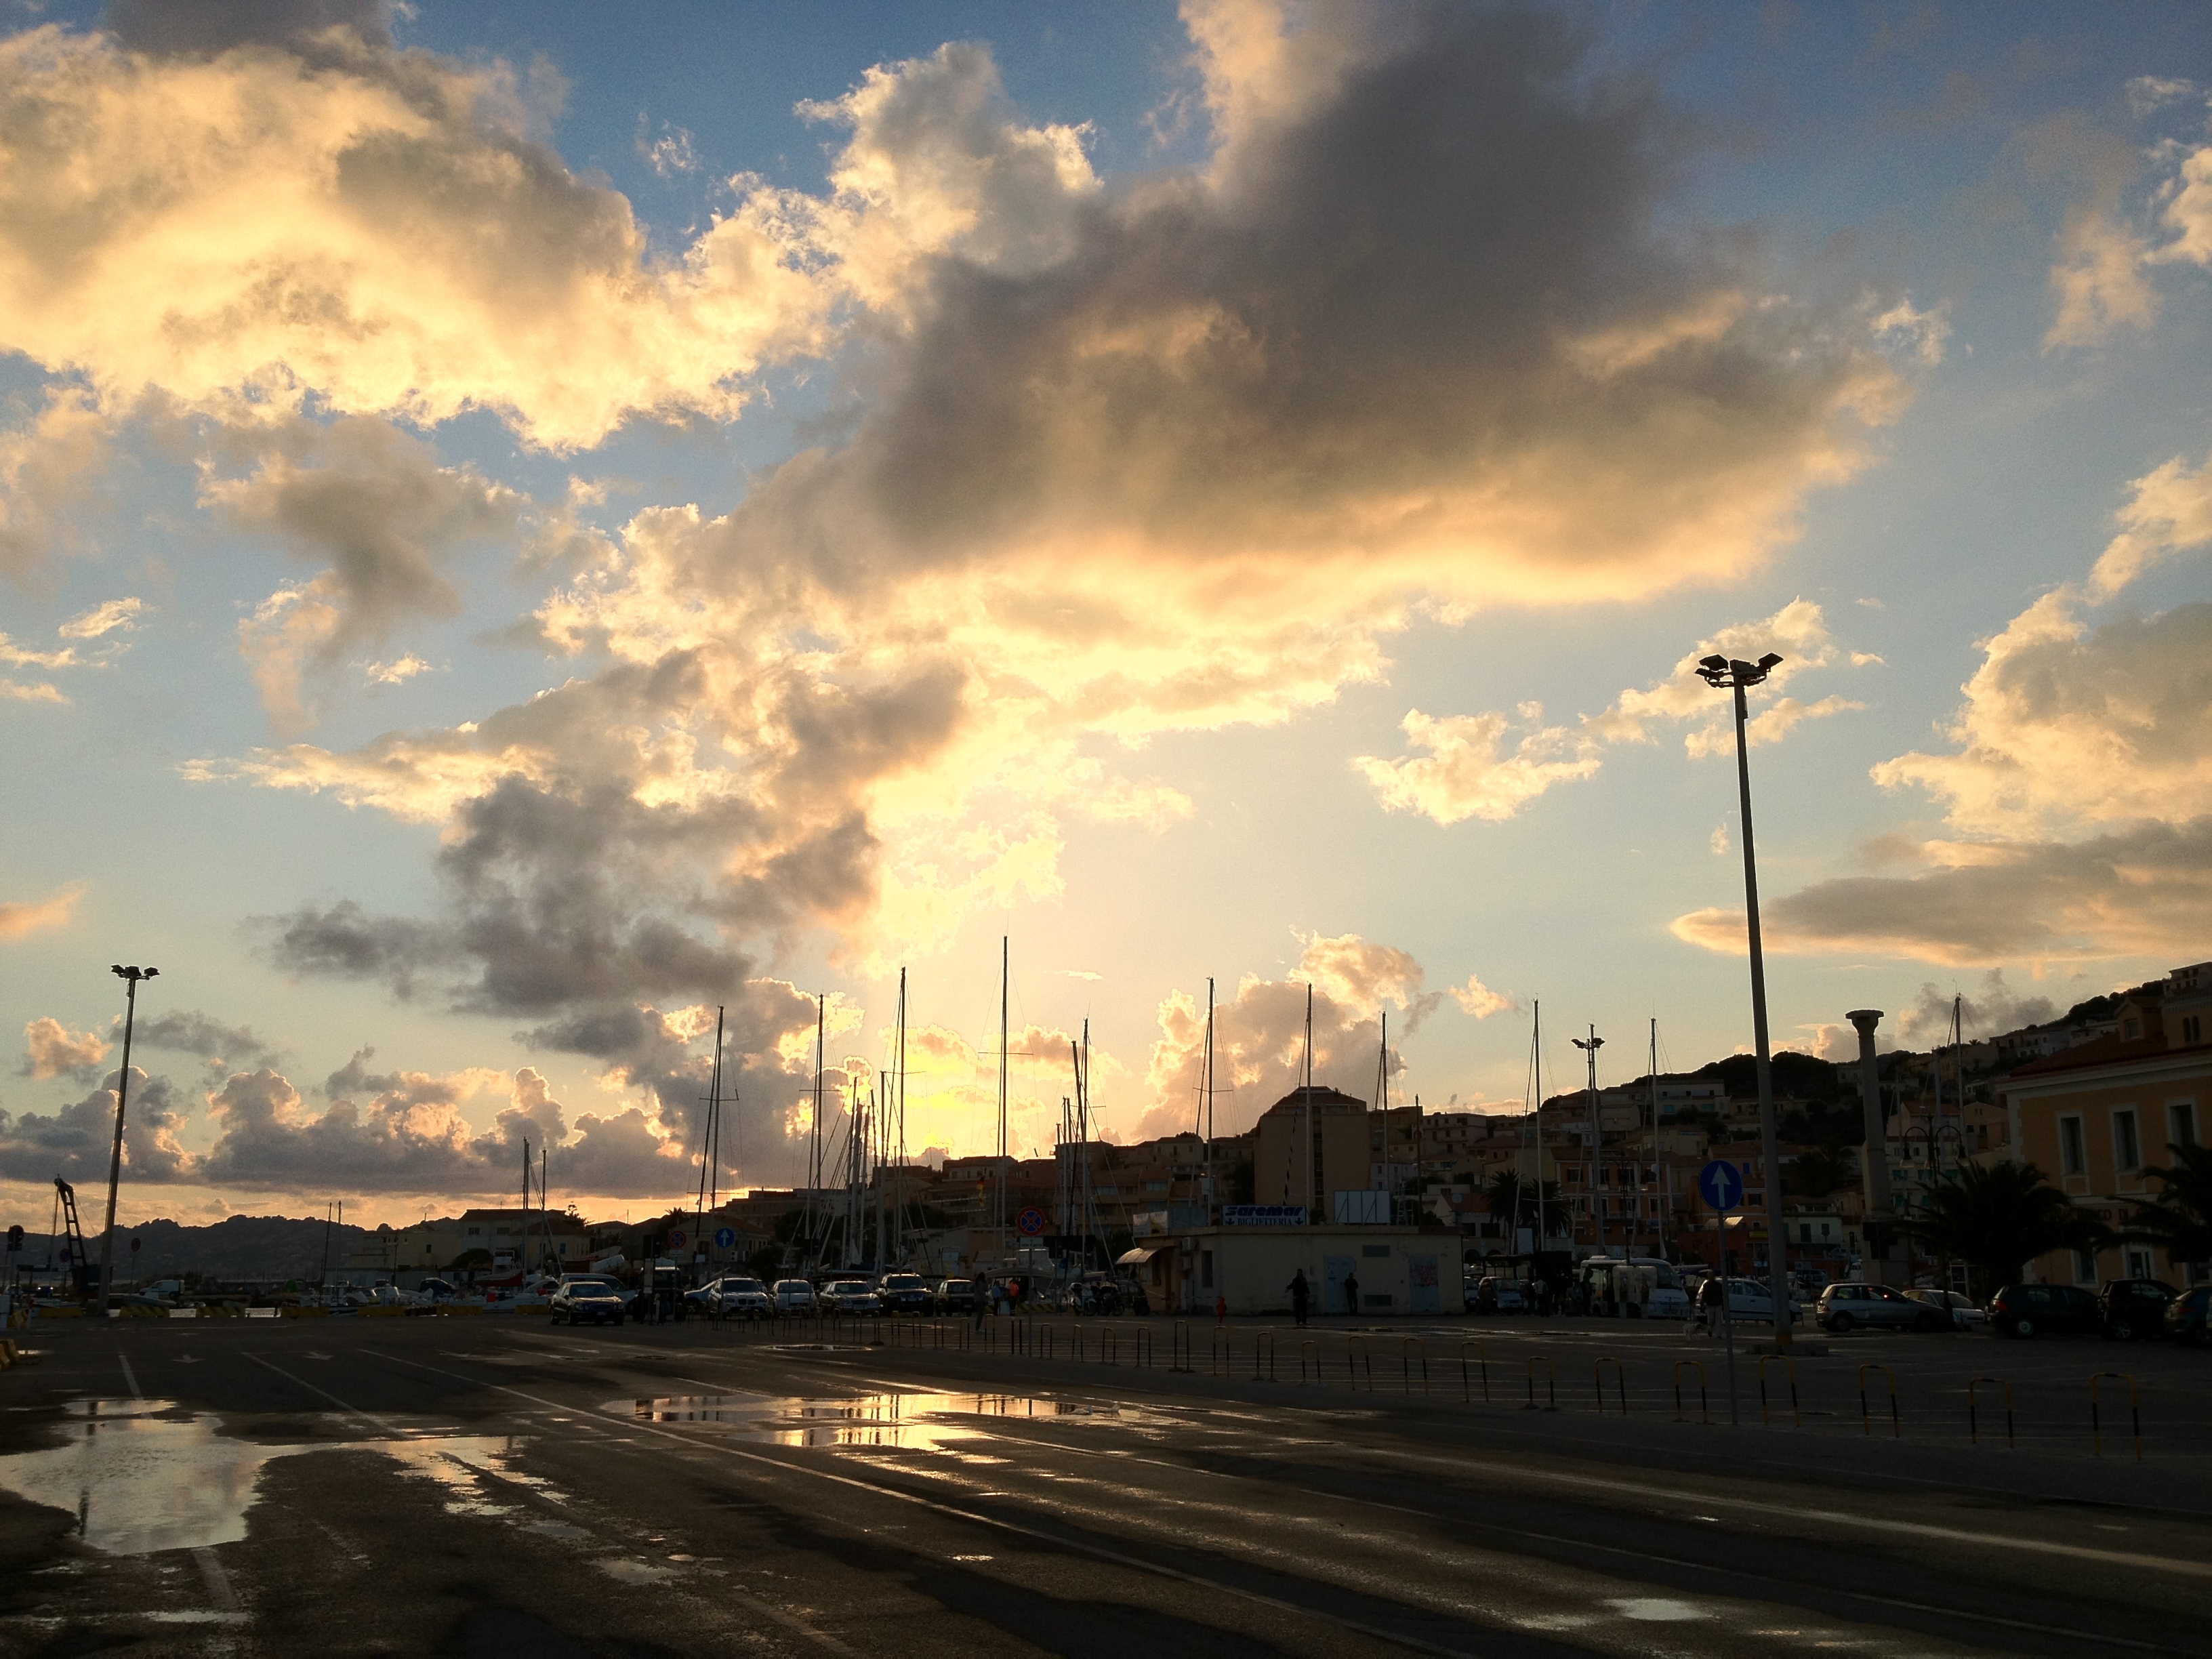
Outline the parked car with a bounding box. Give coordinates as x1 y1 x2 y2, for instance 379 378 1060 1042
1473 1276 1527 1313
416 1277 463 1302
819 1279 882 1315
876 1271 932 1315
2164 1285 2210 1347
1904 1288 1986 1330
773 1277 818 1315
550 1278 626 1326
1988 1283 2102 1338
1706 1277 1803 1327
688 1275 773 1319
933 1278 978 1315
1818 1282 1946 1332
2100 1278 2179 1340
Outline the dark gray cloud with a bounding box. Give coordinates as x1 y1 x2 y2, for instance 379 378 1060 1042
1898 970 2059 1046
127 1008 282 1073
0 1068 192 1184
104 0 396 58
1678 819 2212 966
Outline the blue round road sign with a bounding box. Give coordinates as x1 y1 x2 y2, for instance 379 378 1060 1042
1697 1160 1744 1212
667 1228 688 1251
1017 1207 1046 1237
714 1227 736 1250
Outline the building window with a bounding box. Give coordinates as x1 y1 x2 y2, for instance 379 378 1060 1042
2126 1246 2154 1281
2113 1109 2142 1173
2172 1102 2200 1151
2059 1115 2086 1176
2184 1014 2204 1045
2123 1017 2142 1040
2072 1248 2098 1284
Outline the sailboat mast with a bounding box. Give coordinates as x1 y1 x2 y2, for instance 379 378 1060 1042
1531 1001 1547 1256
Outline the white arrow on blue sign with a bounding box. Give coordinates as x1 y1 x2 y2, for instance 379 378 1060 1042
1698 1159 1745 1212
714 1227 736 1250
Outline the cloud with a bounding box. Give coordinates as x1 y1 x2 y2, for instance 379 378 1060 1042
1896 970 2057 1046
203 417 521 729
1361 600 1868 823
2038 106 2212 350
1355 708 1601 825
0 18 836 447
22 1016 107 1080
2087 447 2212 598
0 388 109 579
192 8 1910 1004
638 121 697 178
127 1008 282 1074
1448 972 1513 1019
57 596 146 639
2125 76 2198 116
1872 596 2212 839
0 881 84 938
0 1067 193 1183
1672 819 2212 966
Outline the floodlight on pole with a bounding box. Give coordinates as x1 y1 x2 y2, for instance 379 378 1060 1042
98 964 159 1314
1694 651 1794 1349
1572 1029 1604 1254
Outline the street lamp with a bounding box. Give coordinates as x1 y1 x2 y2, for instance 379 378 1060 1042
1696 651 1792 1348
1572 1028 1604 1261
98 964 159 1315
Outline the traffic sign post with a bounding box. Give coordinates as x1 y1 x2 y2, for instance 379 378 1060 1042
713 1227 736 1251
668 1229 687 1254
1699 1160 1742 1427
1016 1208 1046 1238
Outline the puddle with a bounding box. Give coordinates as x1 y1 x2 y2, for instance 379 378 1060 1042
0 1399 536 1555
595 1557 676 1584
1608 1597 1711 1622
606 1390 1141 1450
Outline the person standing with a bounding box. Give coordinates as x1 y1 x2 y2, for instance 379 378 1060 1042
1288 1267 1311 1328
1343 1269 1360 1318
972 1269 990 1331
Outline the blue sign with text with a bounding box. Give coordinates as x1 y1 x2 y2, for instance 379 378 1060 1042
1698 1160 1744 1212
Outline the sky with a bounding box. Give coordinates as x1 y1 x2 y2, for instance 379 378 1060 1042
1 0 2207 1231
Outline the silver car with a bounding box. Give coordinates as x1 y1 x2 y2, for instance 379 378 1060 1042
1818 1282 1946 1332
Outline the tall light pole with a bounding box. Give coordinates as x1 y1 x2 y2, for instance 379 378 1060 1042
1847 1009 1892 1287
98 964 159 1314
1572 1029 1604 1260
1696 652 1793 1348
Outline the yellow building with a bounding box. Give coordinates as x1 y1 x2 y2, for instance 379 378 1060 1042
1252 1086 1372 1217
2002 962 2211 1288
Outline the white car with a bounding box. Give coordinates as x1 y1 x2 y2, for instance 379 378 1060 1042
695 1275 773 1317
1700 1276 1804 1326
1905 1288 1987 1329
773 1277 817 1315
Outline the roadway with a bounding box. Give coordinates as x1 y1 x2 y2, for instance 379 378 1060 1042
1 1311 2207 1657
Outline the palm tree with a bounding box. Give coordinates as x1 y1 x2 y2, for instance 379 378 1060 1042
1483 1168 1561 1235
1904 1162 2102 1292
2118 1143 2212 1273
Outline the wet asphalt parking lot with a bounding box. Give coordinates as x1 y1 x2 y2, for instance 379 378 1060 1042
1 1311 2208 1658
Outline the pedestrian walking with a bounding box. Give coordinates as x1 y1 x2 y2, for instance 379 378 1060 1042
1343 1270 1359 1317
1288 1267 1311 1328
1214 1293 1227 1326
972 1269 990 1330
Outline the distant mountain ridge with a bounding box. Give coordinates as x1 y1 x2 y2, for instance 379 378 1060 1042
83 1214 373 1283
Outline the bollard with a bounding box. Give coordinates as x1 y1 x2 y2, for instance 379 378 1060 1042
1347 1334 1373 1391
1967 1376 2014 1449
1401 1336 1430 1396
1102 1328 1119 1367
1460 1338 1490 1404
1070 1327 1086 1363
1299 1338 1321 1385
1170 1322 1191 1373
1135 1328 1154 1369
1858 1363 1899 1439
2089 1372 2142 1462
1255 1329 1277 1382
1525 1355 1557 1412
1211 1327 1230 1378
1759 1353 1801 1429
1594 1356 1628 1416
1673 1359 1710 1425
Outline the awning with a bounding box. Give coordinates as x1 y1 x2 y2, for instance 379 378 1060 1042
1115 1247 1160 1266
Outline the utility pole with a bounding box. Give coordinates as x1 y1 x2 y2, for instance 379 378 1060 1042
1848 1010 1893 1286
98 964 158 1313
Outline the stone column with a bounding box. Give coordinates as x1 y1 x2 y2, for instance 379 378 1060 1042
1848 1010 1893 1286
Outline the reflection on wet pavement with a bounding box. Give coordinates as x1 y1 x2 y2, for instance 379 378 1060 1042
0 1399 537 1555
607 1390 1140 1450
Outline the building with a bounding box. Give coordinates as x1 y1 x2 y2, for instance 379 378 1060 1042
2001 962 2211 1288
1251 1086 1372 1214
1122 1223 1465 1317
